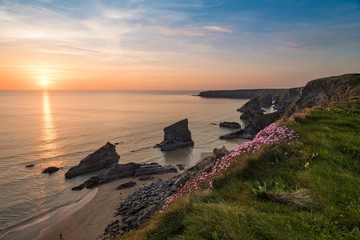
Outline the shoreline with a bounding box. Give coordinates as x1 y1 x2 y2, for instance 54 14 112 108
1 172 179 240
0 188 98 240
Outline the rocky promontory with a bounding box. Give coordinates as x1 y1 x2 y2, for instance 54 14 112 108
155 119 194 151
221 74 360 140
65 142 120 179
198 89 287 99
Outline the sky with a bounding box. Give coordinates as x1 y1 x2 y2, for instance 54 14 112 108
0 0 360 90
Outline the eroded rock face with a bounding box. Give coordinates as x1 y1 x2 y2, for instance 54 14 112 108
65 142 120 179
155 119 194 151
219 122 241 129
237 97 264 120
259 93 273 107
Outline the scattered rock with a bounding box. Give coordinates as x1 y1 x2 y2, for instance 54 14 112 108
65 142 120 179
155 119 194 151
100 147 228 239
176 164 185 170
42 166 59 174
210 123 217 125
116 181 136 190
219 122 241 129
25 164 35 168
138 176 154 181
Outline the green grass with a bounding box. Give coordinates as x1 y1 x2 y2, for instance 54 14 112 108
123 101 360 240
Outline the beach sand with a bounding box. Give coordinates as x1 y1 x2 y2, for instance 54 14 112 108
33 172 177 240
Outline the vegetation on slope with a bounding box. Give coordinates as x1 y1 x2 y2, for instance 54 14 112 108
123 100 360 240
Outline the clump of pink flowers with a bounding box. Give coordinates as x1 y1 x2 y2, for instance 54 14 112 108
162 123 298 210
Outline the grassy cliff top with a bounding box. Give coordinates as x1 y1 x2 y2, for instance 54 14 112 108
122 100 360 240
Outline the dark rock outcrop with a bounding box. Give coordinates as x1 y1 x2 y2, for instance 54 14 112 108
65 142 120 179
219 122 241 129
220 112 282 140
259 93 273 107
116 181 136 190
176 164 185 170
42 166 59 174
155 119 194 151
237 97 264 121
72 163 177 191
25 164 35 168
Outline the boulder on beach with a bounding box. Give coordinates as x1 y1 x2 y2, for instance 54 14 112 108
219 122 241 129
42 166 59 174
65 142 120 179
155 119 194 151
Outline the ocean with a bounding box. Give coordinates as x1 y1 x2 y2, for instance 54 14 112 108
0 90 248 236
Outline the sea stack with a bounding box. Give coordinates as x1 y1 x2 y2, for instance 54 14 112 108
65 142 120 178
156 119 194 151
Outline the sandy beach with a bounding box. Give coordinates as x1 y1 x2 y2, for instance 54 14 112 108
1 173 178 240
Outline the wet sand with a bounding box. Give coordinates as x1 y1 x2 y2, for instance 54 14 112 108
34 173 177 240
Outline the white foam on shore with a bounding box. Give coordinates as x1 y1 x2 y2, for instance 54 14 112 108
0 188 98 240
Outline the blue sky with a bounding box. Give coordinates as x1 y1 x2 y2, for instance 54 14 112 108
0 0 359 89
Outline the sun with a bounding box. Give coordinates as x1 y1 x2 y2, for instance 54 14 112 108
39 77 50 88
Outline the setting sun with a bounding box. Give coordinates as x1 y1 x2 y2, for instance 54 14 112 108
39 77 50 87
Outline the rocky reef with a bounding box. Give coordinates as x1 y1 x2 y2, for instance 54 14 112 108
42 166 60 174
65 142 120 179
155 119 194 151
219 122 241 129
72 162 177 190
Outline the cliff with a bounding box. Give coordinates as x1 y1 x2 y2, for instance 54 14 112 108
198 89 288 99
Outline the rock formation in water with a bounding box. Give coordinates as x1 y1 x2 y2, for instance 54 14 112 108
155 119 194 151
65 142 120 179
42 166 60 174
237 97 264 121
219 122 241 129
72 162 177 190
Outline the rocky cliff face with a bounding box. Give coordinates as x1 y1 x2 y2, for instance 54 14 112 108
155 119 194 151
287 74 360 114
222 73 360 140
65 142 120 178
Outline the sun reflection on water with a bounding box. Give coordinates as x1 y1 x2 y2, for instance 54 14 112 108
40 91 62 162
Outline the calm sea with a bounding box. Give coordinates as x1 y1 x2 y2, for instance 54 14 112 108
0 90 248 235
